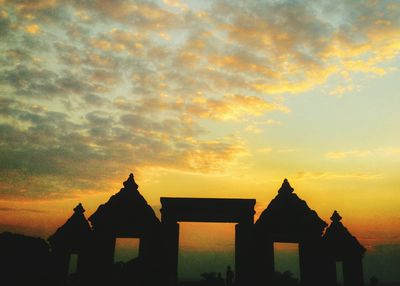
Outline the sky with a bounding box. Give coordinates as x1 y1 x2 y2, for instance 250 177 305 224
0 0 400 282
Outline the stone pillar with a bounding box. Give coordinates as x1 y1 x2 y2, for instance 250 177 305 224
51 250 70 278
299 241 312 286
100 234 116 270
235 223 254 286
140 229 161 261
89 233 116 283
139 235 147 258
76 248 93 283
253 235 274 286
324 259 338 286
299 240 326 286
343 256 364 286
162 222 180 286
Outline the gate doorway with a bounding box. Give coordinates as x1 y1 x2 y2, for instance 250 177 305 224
160 198 255 286
178 222 235 281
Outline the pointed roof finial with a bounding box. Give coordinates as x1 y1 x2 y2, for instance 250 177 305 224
278 178 294 194
123 173 139 190
73 203 85 214
330 210 342 223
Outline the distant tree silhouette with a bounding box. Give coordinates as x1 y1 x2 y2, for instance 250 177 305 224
273 270 301 286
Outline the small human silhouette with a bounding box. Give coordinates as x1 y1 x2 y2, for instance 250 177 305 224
226 266 234 286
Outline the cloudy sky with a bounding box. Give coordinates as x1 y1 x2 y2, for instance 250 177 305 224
1 0 399 281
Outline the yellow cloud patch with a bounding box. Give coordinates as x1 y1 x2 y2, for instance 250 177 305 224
326 148 400 159
25 24 40 34
208 54 277 78
187 94 289 121
14 0 57 13
181 137 247 172
90 38 112 51
1 10 8 18
325 150 372 159
295 171 382 180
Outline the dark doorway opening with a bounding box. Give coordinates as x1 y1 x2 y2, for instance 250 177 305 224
178 222 235 282
273 242 300 279
114 238 139 263
336 261 344 286
68 253 78 274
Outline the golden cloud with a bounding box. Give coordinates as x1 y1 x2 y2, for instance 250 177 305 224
294 171 382 180
325 148 400 159
24 23 40 34
13 0 58 13
187 94 289 120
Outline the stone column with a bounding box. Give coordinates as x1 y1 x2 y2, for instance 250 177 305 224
343 256 364 286
235 223 254 286
88 232 116 283
51 250 70 278
252 235 274 286
162 222 180 286
299 240 326 286
324 259 338 286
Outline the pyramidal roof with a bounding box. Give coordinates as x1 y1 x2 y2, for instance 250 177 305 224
89 173 160 236
323 210 366 255
48 203 92 250
255 179 327 239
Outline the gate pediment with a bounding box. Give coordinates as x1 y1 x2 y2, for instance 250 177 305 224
255 179 327 240
89 174 160 236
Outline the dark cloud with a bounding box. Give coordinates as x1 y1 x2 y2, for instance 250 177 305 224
74 0 184 30
0 13 12 38
0 95 244 199
0 64 62 99
83 93 109 107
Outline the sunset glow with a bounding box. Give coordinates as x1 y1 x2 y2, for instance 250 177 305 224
1 0 399 282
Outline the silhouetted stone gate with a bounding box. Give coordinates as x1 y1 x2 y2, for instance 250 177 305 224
253 179 328 286
160 197 256 286
49 174 366 286
253 179 365 286
87 174 162 285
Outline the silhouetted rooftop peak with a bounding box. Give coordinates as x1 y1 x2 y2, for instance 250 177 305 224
323 210 366 255
255 179 327 237
330 210 342 223
278 178 294 194
123 173 139 191
73 203 85 214
88 173 160 234
48 203 92 250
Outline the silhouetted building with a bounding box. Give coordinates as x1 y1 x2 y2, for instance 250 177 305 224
88 173 162 285
253 179 328 286
322 211 366 286
2 173 366 286
48 203 92 280
252 179 366 286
